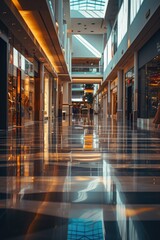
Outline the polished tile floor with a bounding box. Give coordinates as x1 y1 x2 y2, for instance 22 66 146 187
0 115 160 240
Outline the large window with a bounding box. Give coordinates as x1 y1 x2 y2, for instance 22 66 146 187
130 0 144 24
117 0 128 46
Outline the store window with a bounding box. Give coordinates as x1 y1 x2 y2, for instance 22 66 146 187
117 0 128 46
130 0 144 24
8 74 17 126
44 71 50 119
8 46 35 127
138 55 160 118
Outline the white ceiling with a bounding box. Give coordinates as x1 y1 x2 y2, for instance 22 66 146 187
70 17 106 34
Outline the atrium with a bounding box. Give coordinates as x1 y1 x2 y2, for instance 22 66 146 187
0 0 160 239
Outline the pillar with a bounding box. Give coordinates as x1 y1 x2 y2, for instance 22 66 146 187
56 78 62 117
40 63 44 121
108 80 111 117
35 63 44 121
68 83 72 115
63 82 69 115
117 70 123 121
133 51 138 122
0 37 8 130
49 76 53 122
103 95 107 117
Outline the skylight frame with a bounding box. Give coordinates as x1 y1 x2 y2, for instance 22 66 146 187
70 0 106 11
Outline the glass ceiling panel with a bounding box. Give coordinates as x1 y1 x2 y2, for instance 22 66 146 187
70 0 106 11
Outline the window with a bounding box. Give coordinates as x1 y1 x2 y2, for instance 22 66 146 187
70 0 106 11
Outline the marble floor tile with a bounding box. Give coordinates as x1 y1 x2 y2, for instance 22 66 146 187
0 115 160 239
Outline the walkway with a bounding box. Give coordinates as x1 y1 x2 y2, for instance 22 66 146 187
0 115 160 240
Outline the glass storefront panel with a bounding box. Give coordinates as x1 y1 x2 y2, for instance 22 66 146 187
138 55 160 118
21 71 34 123
44 71 50 120
8 46 35 127
8 73 17 127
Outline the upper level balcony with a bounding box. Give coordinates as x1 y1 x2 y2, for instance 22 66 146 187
71 65 103 79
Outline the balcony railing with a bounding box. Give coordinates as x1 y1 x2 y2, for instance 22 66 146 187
72 65 103 75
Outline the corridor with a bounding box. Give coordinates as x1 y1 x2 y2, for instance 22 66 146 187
0 115 160 240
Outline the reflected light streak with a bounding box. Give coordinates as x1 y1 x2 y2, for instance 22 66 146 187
76 176 92 181
73 157 101 161
125 207 155 217
73 179 99 202
72 153 101 157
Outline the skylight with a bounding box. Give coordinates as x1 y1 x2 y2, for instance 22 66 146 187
70 0 106 11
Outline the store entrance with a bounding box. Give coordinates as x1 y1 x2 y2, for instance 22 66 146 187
125 68 134 123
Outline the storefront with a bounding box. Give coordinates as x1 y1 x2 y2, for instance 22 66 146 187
8 46 35 127
138 30 160 121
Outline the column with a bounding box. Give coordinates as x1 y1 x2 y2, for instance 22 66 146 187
117 70 123 121
56 78 62 117
40 63 44 121
0 37 8 130
68 83 72 115
63 82 69 115
49 76 53 122
133 51 138 122
103 95 107 117
108 80 111 117
35 63 44 121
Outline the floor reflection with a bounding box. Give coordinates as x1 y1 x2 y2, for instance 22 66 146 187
0 115 160 239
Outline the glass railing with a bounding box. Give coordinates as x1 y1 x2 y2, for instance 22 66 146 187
47 0 55 19
72 65 103 75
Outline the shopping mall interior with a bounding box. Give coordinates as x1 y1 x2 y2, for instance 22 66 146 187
0 0 160 239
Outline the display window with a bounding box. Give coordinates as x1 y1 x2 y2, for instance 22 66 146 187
8 73 17 126
8 46 35 127
21 71 34 124
138 55 160 118
44 71 50 119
